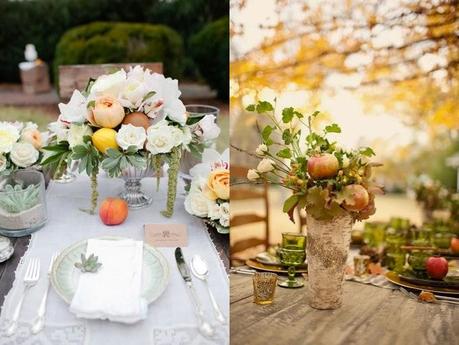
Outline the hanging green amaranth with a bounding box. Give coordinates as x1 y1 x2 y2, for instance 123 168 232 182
161 147 181 217
153 154 162 192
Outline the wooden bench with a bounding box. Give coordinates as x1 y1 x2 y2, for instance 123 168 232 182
58 63 163 99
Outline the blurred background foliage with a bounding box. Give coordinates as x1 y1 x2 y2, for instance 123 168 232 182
0 0 229 98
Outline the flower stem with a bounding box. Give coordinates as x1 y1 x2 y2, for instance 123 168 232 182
161 147 181 218
90 171 98 215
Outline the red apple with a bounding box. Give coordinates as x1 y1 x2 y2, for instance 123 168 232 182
342 184 370 212
451 237 459 254
99 197 128 225
307 154 339 179
426 256 448 280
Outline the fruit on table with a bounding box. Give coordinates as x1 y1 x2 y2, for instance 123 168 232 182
426 256 448 280
122 112 151 130
99 197 128 225
342 184 370 212
307 153 339 179
92 128 119 153
451 237 459 254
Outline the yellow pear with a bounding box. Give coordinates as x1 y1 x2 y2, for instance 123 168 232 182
92 128 119 153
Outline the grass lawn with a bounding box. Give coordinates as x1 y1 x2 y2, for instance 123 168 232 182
0 106 57 130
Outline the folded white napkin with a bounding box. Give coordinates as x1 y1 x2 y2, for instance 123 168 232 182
70 239 147 324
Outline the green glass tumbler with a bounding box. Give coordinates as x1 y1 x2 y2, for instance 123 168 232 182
278 232 307 288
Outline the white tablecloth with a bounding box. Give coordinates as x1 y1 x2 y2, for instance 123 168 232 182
0 175 229 345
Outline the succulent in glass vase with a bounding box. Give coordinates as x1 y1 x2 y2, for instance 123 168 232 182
0 184 40 213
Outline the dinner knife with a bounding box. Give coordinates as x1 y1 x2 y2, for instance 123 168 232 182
175 247 214 338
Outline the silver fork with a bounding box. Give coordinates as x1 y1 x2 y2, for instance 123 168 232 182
31 253 58 334
6 258 40 336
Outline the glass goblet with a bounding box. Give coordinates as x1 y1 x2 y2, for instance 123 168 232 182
278 247 306 288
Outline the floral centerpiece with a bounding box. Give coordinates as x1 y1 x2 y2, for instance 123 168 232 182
245 100 383 309
0 121 46 175
185 149 229 233
43 66 219 216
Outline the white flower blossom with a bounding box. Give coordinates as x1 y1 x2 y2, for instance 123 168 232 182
116 124 147 150
255 144 267 156
184 189 209 217
58 90 88 123
67 124 93 148
257 158 275 173
0 122 20 153
195 115 220 141
247 169 260 181
10 142 39 168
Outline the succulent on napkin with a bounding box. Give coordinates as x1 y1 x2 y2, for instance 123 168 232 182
75 253 102 273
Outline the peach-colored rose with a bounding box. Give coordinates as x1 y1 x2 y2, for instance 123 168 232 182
92 95 125 128
22 129 42 149
204 168 229 200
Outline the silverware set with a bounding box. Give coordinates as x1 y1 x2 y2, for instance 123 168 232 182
5 254 57 337
399 287 459 305
175 247 226 338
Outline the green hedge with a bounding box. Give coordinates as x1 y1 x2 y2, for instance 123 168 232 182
54 22 184 78
190 17 229 99
0 0 228 82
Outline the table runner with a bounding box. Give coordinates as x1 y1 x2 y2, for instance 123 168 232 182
0 175 229 345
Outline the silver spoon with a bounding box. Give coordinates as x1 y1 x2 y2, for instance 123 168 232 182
191 255 227 324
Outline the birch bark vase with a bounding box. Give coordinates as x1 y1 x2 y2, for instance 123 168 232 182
306 212 353 309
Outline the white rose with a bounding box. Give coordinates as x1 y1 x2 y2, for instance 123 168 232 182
67 124 93 148
195 115 220 141
10 142 39 168
255 144 267 156
90 69 126 97
219 202 230 227
247 169 260 181
0 155 7 172
257 158 275 173
58 90 88 123
48 121 69 142
119 68 149 109
170 126 185 147
116 124 147 150
342 156 350 168
0 122 20 153
146 125 180 154
184 190 209 217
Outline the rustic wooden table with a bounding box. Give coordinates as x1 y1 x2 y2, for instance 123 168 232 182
231 273 459 345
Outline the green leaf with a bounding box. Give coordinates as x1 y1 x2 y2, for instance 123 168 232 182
256 101 274 113
311 110 320 117
245 104 256 112
360 147 376 157
283 194 299 213
282 129 292 145
87 100 95 109
325 123 341 133
282 107 294 123
261 125 274 145
142 91 156 103
277 148 292 159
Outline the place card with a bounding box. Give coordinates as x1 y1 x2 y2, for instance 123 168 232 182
144 224 188 247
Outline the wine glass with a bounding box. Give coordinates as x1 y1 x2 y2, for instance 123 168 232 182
278 233 306 288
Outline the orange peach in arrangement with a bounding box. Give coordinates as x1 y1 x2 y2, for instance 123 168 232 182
99 197 129 225
307 153 339 179
122 112 151 130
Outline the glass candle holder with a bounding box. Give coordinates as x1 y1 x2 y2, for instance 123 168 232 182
253 272 277 305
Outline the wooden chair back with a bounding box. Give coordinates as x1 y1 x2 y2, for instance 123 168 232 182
58 63 163 99
230 165 270 264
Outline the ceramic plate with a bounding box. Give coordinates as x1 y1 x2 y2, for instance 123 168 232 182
255 252 308 268
246 258 307 274
398 271 459 289
385 271 459 295
50 236 169 304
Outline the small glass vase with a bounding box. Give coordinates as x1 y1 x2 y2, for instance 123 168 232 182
119 165 154 210
54 160 79 184
0 170 47 237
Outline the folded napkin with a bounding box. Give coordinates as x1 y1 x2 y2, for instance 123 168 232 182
70 239 147 324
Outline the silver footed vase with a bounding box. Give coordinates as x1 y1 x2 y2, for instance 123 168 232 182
306 212 353 310
119 165 154 209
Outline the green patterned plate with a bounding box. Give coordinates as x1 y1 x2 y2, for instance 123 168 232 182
50 236 169 304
